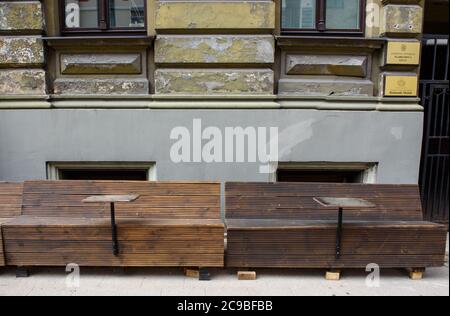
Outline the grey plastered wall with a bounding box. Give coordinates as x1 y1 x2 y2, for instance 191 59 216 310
0 109 423 184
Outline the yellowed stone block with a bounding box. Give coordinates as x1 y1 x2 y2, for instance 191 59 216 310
155 69 274 95
155 35 275 64
0 69 46 95
381 5 423 37
155 1 275 30
0 1 44 32
0 37 44 66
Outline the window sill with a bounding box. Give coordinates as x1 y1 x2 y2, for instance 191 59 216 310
276 36 385 50
45 36 154 48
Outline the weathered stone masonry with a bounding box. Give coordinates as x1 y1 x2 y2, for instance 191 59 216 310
0 1 46 97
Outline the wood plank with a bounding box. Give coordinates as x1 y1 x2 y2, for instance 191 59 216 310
185 269 200 278
6 252 225 267
226 254 445 268
238 271 257 280
22 181 221 219
0 183 23 218
225 182 423 221
409 268 425 280
5 240 224 255
3 225 225 242
325 270 341 281
0 224 4 267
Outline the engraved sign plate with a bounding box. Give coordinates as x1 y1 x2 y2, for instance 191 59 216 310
386 42 421 65
384 75 419 97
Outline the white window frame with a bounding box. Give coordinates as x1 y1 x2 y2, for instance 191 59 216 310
46 162 157 181
270 162 378 183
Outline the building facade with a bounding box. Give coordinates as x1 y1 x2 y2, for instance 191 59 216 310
0 1 431 186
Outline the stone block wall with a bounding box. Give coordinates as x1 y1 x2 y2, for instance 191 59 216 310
0 1 46 96
154 1 276 96
0 0 427 104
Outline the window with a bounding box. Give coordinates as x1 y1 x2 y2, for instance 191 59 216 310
47 162 157 181
281 0 365 35
62 0 146 34
273 163 378 183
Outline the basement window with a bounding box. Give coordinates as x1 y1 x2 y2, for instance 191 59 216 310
275 163 378 183
47 162 156 181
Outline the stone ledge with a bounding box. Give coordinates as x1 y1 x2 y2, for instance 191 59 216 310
155 35 274 64
277 36 385 51
0 1 44 34
0 95 423 111
0 37 44 67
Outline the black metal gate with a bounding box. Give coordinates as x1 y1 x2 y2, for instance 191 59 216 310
419 34 449 224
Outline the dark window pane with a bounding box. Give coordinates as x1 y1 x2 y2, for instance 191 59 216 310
64 0 99 28
59 169 148 181
109 0 145 28
277 169 364 183
326 0 360 30
282 0 316 29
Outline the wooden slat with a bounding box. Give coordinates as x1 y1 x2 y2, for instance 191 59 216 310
0 222 4 267
0 183 23 218
226 254 445 269
225 182 423 221
0 183 23 267
22 181 221 219
3 223 225 242
6 253 224 267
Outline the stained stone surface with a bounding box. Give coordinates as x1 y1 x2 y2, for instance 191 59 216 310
0 69 46 95
0 37 44 66
61 54 142 74
381 5 423 36
54 79 149 95
155 36 274 64
286 55 368 77
155 69 274 95
156 1 275 30
0 2 44 32
279 78 374 96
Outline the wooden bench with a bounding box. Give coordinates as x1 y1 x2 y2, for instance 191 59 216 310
225 182 447 277
2 181 224 277
0 183 23 267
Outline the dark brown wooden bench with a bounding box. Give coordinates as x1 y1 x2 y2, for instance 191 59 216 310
2 181 224 278
0 183 23 267
225 182 447 277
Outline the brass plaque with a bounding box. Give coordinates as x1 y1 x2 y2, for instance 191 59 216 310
384 75 418 97
386 42 421 65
